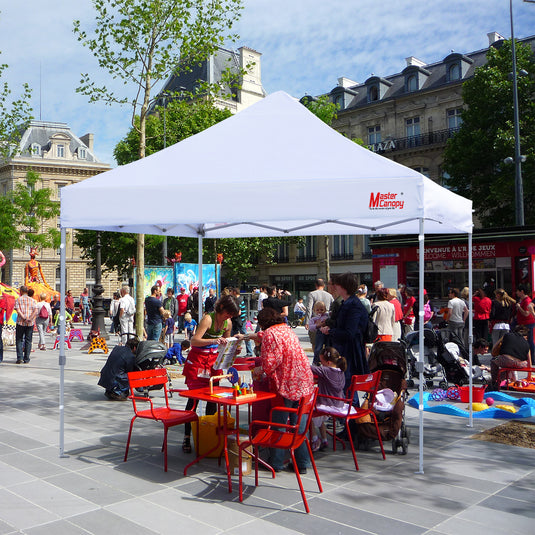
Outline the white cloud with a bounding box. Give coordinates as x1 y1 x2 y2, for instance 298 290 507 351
1 0 534 166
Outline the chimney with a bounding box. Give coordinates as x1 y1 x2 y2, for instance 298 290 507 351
405 56 426 68
487 32 505 45
80 133 94 151
337 77 358 88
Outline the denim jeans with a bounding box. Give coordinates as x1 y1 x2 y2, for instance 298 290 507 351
16 324 34 362
146 322 163 341
269 397 310 470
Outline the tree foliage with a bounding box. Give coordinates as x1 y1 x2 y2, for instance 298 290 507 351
301 94 339 125
0 49 32 158
114 98 232 163
443 40 535 227
0 170 60 251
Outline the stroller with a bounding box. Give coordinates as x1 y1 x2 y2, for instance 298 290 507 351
357 341 411 455
134 340 173 395
405 329 448 390
436 329 491 386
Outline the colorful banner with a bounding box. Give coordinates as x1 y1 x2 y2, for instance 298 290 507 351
174 263 219 300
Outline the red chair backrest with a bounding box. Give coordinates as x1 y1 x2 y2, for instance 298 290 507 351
290 386 318 446
128 368 168 389
348 371 382 408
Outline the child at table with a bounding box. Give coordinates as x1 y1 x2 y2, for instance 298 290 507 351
310 346 347 452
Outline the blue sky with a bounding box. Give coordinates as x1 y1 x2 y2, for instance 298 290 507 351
1 0 534 166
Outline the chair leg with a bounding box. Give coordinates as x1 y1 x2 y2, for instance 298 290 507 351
345 420 359 471
371 415 386 460
163 426 169 472
124 416 136 462
290 450 310 514
305 437 323 493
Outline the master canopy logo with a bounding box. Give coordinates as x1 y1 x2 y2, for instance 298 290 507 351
369 192 405 210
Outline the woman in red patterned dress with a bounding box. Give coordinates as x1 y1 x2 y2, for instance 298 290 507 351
252 307 314 473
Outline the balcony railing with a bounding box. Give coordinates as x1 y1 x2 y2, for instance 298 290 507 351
296 254 317 263
369 127 460 154
331 252 354 261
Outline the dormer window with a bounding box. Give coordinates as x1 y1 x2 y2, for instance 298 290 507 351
448 63 461 81
402 64 430 93
444 52 474 82
78 147 87 159
57 144 65 158
406 75 418 92
365 76 392 103
31 143 41 156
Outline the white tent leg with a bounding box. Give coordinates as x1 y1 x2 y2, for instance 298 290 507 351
198 234 203 315
59 227 68 457
417 218 425 474
468 232 474 427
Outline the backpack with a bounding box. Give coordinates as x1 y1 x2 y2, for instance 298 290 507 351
39 305 49 320
364 306 379 344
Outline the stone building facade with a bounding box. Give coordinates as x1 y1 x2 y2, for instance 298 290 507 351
247 32 535 297
0 120 119 297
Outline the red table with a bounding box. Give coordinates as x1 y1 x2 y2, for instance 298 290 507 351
179 386 276 492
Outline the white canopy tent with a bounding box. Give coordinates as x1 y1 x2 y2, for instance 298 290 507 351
59 91 474 471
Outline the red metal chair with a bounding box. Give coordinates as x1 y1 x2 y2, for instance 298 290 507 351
313 371 386 471
124 368 198 472
238 387 322 513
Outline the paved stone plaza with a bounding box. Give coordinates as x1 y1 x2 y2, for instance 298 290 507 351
1 324 534 534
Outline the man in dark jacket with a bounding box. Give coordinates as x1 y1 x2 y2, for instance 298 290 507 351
98 338 139 400
490 326 531 389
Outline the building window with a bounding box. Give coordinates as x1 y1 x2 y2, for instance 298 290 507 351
412 166 430 177
406 117 420 146
78 147 87 159
55 266 65 291
331 235 354 260
368 125 381 145
296 236 317 262
448 63 461 81
274 242 289 263
31 143 41 156
447 108 463 130
406 74 417 92
57 144 65 158
368 85 378 102
56 183 67 200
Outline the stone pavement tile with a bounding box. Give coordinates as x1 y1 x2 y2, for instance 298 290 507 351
479 495 535 519
81 463 169 495
497 481 535 500
1 451 68 479
456 504 533 534
0 518 16 535
326 486 450 529
9 479 98 518
68 508 159 535
224 517 303 535
24 519 91 535
306 496 426 535
0 488 59 531
261 507 379 535
105 497 223 535
431 516 515 535
0 430 48 451
0 460 37 487
144 487 255 530
44 471 133 507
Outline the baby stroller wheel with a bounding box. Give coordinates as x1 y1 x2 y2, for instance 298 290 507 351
407 379 415 389
391 438 400 455
426 380 434 389
401 437 409 455
439 380 448 390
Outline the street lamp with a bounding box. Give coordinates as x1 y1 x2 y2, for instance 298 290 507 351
90 231 108 338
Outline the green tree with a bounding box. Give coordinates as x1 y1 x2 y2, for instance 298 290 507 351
0 49 32 158
0 170 60 251
73 0 243 335
443 40 535 227
301 94 339 125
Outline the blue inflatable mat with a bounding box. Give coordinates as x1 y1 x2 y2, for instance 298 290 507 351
407 391 535 419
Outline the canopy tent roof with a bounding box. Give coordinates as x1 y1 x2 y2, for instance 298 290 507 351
60 91 472 237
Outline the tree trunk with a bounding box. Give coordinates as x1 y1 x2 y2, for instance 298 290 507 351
135 233 145 338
